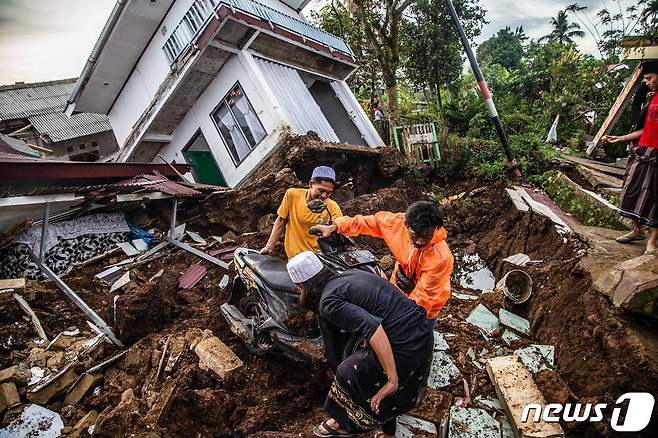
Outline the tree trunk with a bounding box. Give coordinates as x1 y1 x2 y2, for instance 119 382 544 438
385 80 398 146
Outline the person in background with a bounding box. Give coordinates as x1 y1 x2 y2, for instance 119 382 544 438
312 201 453 320
286 251 433 438
603 60 658 255
261 166 342 258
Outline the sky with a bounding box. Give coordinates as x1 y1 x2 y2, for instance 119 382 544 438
0 0 638 86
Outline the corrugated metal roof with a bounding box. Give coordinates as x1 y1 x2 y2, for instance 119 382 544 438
28 112 112 142
0 80 75 121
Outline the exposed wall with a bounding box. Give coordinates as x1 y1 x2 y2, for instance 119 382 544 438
49 131 119 161
157 52 288 188
308 80 365 146
108 0 302 148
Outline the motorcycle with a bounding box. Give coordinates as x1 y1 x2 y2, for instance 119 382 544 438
219 230 384 365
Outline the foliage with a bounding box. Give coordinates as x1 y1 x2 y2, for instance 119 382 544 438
477 27 527 70
542 9 585 45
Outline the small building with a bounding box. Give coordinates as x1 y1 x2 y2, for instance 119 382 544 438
65 0 383 188
0 79 119 161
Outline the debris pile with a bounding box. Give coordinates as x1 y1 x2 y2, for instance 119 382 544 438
1 134 657 436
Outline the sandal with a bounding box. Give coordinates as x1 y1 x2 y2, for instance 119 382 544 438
313 420 354 437
644 248 657 256
616 235 647 244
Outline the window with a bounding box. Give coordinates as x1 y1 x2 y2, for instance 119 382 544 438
80 143 86 150
211 83 266 165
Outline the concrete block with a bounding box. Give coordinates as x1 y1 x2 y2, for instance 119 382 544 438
194 336 242 379
64 372 103 405
0 382 21 413
486 355 564 438
0 278 25 293
69 410 99 438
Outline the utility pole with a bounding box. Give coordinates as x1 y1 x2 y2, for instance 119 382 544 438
445 0 521 178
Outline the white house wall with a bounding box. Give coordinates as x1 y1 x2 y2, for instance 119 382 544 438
108 0 302 147
156 53 287 188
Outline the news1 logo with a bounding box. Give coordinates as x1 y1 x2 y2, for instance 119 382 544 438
521 393 655 432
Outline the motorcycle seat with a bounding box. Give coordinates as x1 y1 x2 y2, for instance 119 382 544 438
241 253 297 293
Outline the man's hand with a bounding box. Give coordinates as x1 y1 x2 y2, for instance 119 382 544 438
370 379 398 415
602 135 622 144
311 224 337 238
259 245 273 255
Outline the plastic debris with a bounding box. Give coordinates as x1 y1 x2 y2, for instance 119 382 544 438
0 404 64 438
427 351 460 389
396 414 437 437
131 239 149 252
499 309 531 335
466 304 500 336
187 231 207 245
433 332 450 351
448 406 500 438
514 345 555 373
502 329 522 345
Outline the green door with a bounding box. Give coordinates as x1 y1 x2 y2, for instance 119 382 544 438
185 150 227 186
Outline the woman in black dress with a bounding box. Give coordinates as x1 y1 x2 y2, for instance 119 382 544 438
286 251 434 437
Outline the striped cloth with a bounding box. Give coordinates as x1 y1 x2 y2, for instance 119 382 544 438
618 146 658 227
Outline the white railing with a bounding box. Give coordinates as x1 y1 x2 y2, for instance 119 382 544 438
163 0 352 65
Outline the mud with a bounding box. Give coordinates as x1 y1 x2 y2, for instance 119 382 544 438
2 135 658 436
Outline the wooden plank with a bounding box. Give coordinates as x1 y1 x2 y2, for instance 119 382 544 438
13 293 48 342
505 188 530 212
486 355 564 438
588 65 643 155
575 165 623 189
562 155 625 177
0 278 26 293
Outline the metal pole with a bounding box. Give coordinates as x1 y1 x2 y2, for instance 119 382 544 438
39 202 51 263
445 0 521 178
170 197 178 236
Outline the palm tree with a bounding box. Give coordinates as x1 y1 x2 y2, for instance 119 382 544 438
543 10 586 45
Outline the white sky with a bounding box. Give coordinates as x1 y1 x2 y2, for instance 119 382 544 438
0 0 639 86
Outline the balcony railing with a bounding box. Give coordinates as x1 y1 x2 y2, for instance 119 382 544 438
163 0 352 65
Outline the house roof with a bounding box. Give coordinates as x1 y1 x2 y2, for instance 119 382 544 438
28 112 112 142
0 79 76 122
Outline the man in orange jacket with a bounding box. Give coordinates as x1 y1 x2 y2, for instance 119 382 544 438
312 201 453 320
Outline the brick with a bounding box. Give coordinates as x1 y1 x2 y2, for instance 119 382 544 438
70 410 99 438
64 372 103 406
0 382 20 413
27 368 79 405
0 364 30 386
194 336 242 379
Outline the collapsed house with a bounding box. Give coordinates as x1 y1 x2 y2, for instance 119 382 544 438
0 79 118 161
65 0 383 188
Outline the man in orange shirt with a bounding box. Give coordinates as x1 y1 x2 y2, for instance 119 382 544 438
312 201 453 320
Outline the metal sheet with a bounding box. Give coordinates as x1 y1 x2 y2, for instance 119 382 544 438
255 58 339 143
28 112 112 142
0 80 74 122
330 80 384 147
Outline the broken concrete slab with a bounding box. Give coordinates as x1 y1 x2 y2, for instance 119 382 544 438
505 188 530 213
186 231 207 245
116 242 140 257
0 404 64 438
110 271 131 293
95 266 124 284
448 406 500 438
486 355 564 438
396 414 437 437
69 410 99 438
27 367 79 404
0 383 20 413
0 278 26 294
408 388 452 426
502 329 522 345
427 350 460 389
194 336 242 379
453 292 478 300
467 347 484 370
514 345 555 373
64 372 103 405
499 309 531 336
466 304 500 336
433 331 450 351
593 254 658 318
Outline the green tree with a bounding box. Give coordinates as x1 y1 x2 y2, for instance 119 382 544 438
401 0 486 110
543 9 585 45
476 26 526 70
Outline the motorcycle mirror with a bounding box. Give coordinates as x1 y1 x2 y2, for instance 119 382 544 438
307 199 327 214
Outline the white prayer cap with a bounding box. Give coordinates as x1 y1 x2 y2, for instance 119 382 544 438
287 251 324 283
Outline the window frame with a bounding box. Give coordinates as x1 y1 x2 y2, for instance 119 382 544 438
210 81 266 167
